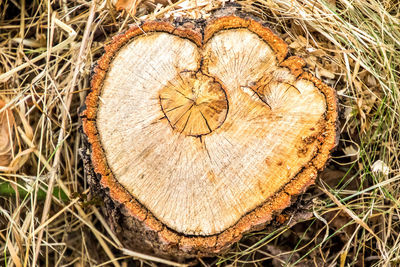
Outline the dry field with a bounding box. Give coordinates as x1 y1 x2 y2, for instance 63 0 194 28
0 0 399 266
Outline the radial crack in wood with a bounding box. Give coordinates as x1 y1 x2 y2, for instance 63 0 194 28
159 71 228 136
81 12 338 258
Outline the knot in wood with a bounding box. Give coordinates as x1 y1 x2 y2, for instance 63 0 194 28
81 14 338 257
159 71 228 136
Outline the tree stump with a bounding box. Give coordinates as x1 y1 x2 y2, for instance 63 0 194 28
81 10 338 258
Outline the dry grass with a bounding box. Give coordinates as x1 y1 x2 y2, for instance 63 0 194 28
0 0 399 266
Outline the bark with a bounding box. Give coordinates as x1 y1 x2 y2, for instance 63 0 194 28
80 7 338 257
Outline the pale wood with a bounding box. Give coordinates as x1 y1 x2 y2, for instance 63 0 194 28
96 30 325 235
82 13 338 257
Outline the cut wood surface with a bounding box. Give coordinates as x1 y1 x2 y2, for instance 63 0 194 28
81 11 338 257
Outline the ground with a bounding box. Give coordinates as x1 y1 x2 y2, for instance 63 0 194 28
0 0 399 266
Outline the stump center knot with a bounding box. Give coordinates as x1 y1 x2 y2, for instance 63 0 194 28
159 71 228 136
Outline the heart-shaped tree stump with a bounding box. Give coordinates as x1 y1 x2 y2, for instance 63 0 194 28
81 12 337 257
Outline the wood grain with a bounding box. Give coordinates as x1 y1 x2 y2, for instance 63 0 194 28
81 13 338 257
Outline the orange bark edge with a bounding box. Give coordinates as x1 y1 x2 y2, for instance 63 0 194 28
81 15 338 255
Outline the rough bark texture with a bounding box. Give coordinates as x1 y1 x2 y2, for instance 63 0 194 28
80 7 338 258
